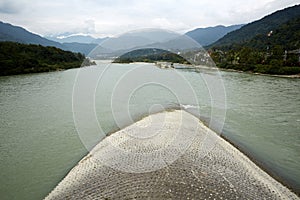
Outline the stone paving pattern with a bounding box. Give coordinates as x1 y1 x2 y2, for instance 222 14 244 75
45 110 299 199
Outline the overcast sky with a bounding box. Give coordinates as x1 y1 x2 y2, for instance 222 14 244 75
0 0 299 38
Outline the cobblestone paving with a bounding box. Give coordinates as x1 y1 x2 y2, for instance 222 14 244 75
45 110 299 200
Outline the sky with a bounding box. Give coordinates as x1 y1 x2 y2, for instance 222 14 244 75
0 0 299 38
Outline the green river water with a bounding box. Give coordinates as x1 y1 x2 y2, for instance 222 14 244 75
0 61 299 199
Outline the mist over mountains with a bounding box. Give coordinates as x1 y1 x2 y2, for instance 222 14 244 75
185 24 244 46
0 20 244 56
46 34 107 44
1 4 299 59
0 22 98 55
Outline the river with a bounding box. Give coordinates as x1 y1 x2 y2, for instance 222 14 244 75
0 61 299 199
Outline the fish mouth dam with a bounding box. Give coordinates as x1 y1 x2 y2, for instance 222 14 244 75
45 110 299 199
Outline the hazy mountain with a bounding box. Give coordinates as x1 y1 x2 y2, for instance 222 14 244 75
63 42 98 55
0 21 64 48
121 29 179 43
100 30 179 51
90 29 183 58
46 35 108 44
0 21 98 55
101 35 154 51
185 24 244 46
211 4 300 47
47 35 95 43
143 35 200 51
92 37 109 44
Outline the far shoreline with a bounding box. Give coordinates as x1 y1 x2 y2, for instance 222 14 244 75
113 60 300 78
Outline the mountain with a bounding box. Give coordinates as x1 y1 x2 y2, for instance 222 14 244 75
121 30 179 43
46 35 108 44
243 17 300 51
209 6 300 75
93 37 108 44
211 4 300 47
0 21 98 55
47 35 96 43
100 29 179 51
185 24 243 46
143 35 201 51
101 35 154 51
0 21 64 48
62 42 98 56
89 29 183 58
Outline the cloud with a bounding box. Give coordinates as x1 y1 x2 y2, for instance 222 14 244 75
82 19 96 34
0 0 298 37
0 0 25 14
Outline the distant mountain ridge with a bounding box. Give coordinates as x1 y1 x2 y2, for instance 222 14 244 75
185 24 244 46
211 4 300 47
89 30 201 59
0 21 97 55
46 34 108 44
0 21 64 48
0 21 244 57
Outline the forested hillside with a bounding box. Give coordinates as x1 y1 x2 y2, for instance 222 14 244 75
0 42 94 76
209 5 300 75
211 5 300 47
113 48 189 64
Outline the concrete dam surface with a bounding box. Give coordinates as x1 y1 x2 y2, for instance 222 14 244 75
45 110 299 199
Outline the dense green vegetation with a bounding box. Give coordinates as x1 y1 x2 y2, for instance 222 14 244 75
211 5 300 47
0 41 95 76
113 48 189 64
210 16 300 75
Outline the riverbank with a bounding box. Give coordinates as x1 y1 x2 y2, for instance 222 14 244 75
115 61 300 78
45 110 299 199
218 67 300 78
0 41 96 76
